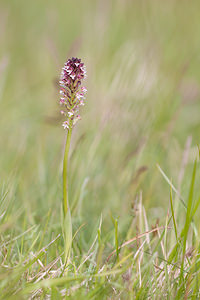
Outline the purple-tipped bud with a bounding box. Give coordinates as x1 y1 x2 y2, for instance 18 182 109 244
59 57 87 129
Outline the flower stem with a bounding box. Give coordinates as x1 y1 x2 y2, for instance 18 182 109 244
63 119 72 217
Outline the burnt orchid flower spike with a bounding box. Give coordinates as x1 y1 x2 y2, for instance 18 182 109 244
60 57 87 216
59 57 87 131
59 58 87 263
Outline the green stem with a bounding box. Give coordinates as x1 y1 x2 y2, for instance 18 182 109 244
63 119 73 217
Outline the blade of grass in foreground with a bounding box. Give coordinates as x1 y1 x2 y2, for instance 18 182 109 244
179 160 197 287
21 268 124 295
170 186 178 243
157 164 186 209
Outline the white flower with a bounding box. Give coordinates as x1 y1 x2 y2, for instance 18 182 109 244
62 121 69 129
68 112 73 117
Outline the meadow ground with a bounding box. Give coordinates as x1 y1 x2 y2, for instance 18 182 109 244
0 0 200 299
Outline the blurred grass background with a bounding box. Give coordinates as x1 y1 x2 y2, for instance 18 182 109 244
0 0 200 241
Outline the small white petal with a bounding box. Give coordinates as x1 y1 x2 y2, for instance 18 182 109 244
62 122 69 129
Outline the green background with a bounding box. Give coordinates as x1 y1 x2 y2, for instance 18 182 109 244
1 0 200 237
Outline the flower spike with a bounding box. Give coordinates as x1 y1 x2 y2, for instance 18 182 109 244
59 57 87 129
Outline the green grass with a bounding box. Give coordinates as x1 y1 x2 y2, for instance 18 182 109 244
0 0 200 298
